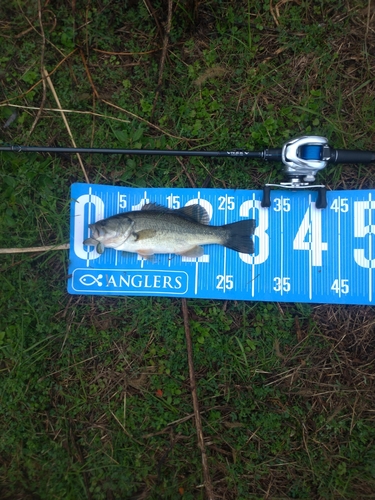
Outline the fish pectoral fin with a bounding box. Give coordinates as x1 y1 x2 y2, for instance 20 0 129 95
178 246 204 258
133 229 157 241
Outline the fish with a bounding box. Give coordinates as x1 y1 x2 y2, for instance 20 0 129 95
83 203 255 259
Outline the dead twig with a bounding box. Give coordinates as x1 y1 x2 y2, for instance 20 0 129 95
101 99 194 141
0 244 69 254
151 0 173 118
28 0 47 138
93 47 163 56
175 156 196 188
42 67 90 183
181 299 215 500
1 103 130 124
80 48 99 99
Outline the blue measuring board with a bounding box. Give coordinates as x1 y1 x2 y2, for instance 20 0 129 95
68 183 375 305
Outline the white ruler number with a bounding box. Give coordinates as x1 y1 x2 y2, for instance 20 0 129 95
331 279 349 294
239 199 269 265
330 198 348 213
182 197 213 264
273 197 290 212
218 196 235 210
75 192 105 261
293 202 328 266
166 194 180 209
273 277 290 292
216 275 234 290
354 199 375 268
118 194 127 209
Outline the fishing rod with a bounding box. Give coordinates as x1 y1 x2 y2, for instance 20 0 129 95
1 136 374 209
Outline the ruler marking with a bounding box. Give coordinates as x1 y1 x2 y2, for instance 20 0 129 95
308 195 312 300
223 194 228 293
86 186 92 268
251 193 260 297
194 190 201 295
338 196 341 298
280 195 284 297
369 193 373 302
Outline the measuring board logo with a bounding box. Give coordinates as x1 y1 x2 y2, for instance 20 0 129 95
68 183 375 305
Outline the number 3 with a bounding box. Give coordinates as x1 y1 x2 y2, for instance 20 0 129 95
239 199 269 265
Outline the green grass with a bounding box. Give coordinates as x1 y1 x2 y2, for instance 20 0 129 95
1 0 375 498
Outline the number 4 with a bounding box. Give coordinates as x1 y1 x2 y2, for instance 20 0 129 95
293 203 328 266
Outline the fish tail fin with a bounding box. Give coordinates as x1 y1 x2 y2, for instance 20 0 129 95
221 219 255 254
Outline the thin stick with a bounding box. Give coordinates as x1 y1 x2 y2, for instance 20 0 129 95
0 244 69 254
151 0 173 117
28 0 47 138
175 156 196 188
181 299 215 500
42 67 90 183
80 48 99 99
102 99 194 141
93 47 163 56
0 103 130 124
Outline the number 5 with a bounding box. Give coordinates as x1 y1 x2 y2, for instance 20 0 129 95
354 200 375 268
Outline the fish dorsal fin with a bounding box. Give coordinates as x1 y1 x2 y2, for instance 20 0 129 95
141 203 166 211
141 202 209 224
176 204 209 224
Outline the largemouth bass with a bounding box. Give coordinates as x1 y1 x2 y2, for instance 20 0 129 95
83 203 255 259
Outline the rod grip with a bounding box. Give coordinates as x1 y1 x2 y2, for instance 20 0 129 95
332 149 375 164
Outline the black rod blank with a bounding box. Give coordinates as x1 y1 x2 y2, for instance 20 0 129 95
0 145 265 159
0 144 374 164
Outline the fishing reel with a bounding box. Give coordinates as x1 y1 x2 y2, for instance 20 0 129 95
261 136 330 209
261 135 375 209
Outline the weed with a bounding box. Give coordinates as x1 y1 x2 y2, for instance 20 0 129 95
1 0 375 498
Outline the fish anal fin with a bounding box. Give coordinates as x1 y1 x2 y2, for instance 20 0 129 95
178 246 204 258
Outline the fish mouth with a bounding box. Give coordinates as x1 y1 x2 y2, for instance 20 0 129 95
83 237 104 254
83 237 98 246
